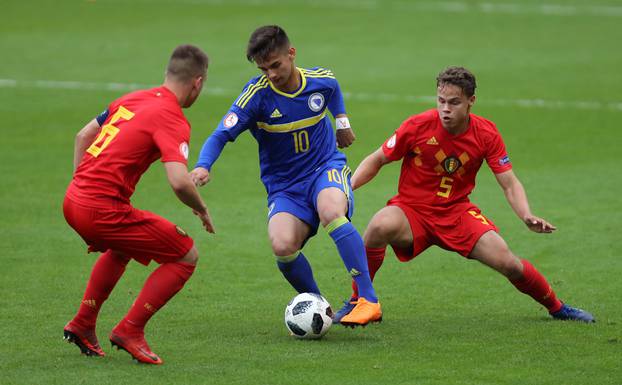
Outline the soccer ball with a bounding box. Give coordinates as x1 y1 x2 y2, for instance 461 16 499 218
284 293 333 339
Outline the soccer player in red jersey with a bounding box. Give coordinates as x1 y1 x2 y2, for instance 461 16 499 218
334 66 594 323
62 45 214 364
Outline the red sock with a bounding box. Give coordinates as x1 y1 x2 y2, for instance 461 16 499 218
74 250 130 328
352 247 386 299
121 262 196 331
510 259 562 313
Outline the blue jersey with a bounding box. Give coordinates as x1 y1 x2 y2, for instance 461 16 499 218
196 67 347 194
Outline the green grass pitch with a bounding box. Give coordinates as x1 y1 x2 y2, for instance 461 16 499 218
1 0 621 384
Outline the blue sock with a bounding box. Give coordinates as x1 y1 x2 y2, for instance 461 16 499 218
326 217 378 302
276 252 321 295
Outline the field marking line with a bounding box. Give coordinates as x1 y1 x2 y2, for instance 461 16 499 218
171 0 622 17
1 78 621 112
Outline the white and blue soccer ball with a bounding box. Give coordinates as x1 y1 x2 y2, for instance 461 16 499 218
284 293 333 339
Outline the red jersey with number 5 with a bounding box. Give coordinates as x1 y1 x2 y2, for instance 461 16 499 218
382 109 512 211
67 86 190 207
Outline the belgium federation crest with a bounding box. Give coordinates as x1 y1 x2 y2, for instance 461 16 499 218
443 156 462 174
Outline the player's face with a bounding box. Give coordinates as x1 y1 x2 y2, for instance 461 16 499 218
437 83 475 132
256 47 296 90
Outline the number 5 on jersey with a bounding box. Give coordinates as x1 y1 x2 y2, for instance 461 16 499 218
86 106 135 157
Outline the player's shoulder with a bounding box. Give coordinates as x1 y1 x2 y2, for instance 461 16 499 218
470 113 500 135
300 66 336 79
234 74 270 109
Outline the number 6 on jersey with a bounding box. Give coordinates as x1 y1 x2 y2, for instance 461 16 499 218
87 106 135 157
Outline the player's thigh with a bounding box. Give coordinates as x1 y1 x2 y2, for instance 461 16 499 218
268 212 312 256
363 205 414 248
469 230 522 279
312 163 353 224
96 208 194 266
316 187 348 226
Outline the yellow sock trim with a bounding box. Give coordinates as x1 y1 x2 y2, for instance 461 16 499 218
325 216 349 234
275 250 300 263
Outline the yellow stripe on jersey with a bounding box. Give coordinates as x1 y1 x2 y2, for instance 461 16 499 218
341 165 351 202
304 74 336 79
236 76 269 109
301 68 335 79
257 110 327 133
301 68 334 76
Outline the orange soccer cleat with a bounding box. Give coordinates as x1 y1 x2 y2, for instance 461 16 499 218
63 321 105 357
109 325 163 365
339 297 382 327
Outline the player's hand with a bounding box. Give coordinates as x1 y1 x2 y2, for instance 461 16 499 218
524 214 556 233
191 167 210 187
336 128 356 148
194 208 215 233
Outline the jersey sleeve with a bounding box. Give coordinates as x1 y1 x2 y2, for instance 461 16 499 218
95 108 110 126
327 78 346 117
153 109 190 165
382 117 417 161
484 126 512 174
195 85 259 170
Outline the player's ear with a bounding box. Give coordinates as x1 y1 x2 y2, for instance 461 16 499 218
468 95 476 107
194 75 204 90
288 46 296 60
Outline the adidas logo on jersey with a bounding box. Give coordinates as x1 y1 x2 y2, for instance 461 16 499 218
270 108 283 118
426 136 439 145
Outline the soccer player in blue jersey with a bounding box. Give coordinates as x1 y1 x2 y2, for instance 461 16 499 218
191 25 381 326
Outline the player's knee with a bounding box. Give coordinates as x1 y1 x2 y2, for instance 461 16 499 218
270 237 299 257
318 208 344 227
179 246 199 265
498 253 522 279
364 214 398 245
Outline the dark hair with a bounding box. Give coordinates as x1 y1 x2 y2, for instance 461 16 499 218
246 25 290 62
166 44 209 82
436 66 477 97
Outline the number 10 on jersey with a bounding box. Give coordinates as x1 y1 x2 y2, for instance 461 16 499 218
292 130 309 153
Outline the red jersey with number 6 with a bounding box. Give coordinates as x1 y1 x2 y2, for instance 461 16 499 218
382 109 512 211
67 86 190 207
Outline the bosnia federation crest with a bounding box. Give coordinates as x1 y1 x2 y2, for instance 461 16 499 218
443 156 462 174
308 92 325 112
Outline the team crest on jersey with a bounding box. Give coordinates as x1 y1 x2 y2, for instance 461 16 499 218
386 134 397 149
179 142 189 160
443 156 462 174
223 112 238 128
308 92 325 112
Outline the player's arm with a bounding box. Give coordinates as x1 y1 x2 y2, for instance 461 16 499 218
73 118 101 171
335 113 355 149
192 106 253 186
351 147 392 190
494 169 556 233
191 129 229 186
164 161 215 233
327 77 355 148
